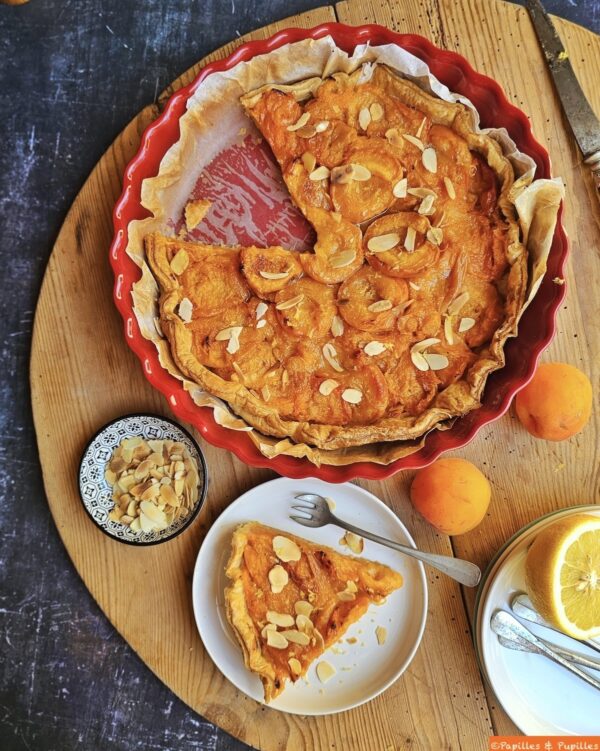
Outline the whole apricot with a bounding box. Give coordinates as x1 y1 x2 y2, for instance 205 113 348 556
515 363 592 441
410 458 491 536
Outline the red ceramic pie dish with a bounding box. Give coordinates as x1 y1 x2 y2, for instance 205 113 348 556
109 22 567 482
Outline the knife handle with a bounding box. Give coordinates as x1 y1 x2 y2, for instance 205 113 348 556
584 151 600 194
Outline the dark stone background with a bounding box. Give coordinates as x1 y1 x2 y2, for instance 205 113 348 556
0 1 597 749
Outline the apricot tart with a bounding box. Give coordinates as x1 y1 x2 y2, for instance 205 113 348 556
146 64 529 450
224 522 403 702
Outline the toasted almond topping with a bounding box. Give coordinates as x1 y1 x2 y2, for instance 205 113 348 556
282 369 290 388
459 317 476 332
294 601 314 617
418 194 435 215
434 210 446 228
256 301 268 320
215 325 242 341
392 178 408 198
301 151 317 173
266 629 289 649
422 146 437 173
443 176 456 199
427 227 443 246
331 315 344 337
367 299 393 312
370 102 384 121
342 388 363 405
281 629 311 646
403 133 424 150
329 249 357 268
295 614 313 632
364 340 386 356
424 353 449 371
412 337 441 353
316 661 336 684
404 226 417 252
416 116 427 139
268 565 289 594
129 516 142 533
337 591 356 601
296 124 317 138
288 657 302 675
409 281 420 291
385 128 403 147
259 269 289 280
340 531 364 554
227 331 241 355
273 535 302 562
287 112 310 131
367 233 400 253
276 294 304 311
447 291 470 315
350 163 372 182
407 187 436 198
261 385 271 402
266 611 295 628
170 249 189 275
411 350 430 371
323 342 344 373
444 315 454 345
375 626 388 645
319 378 339 396
256 319 267 329
261 623 277 638
178 298 193 323
309 165 330 181
347 580 358 593
358 107 371 130
314 120 330 133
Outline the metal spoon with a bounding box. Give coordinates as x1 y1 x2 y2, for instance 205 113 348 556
497 635 600 672
290 492 481 587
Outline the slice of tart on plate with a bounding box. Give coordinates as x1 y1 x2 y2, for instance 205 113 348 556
224 521 403 702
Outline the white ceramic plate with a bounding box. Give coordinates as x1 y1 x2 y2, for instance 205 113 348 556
475 505 600 735
192 477 427 715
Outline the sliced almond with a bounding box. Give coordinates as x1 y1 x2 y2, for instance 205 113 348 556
337 591 356 602
367 299 393 312
346 580 358 593
256 319 267 329
316 661 336 684
350 163 371 182
424 353 449 371
266 630 289 649
170 249 189 275
227 329 242 355
364 341 386 356
447 292 470 316
367 233 399 253
409 281 420 291
301 151 317 173
410 350 430 371
416 116 427 139
273 535 302 563
295 614 313 632
408 187 436 198
295 601 314 617
358 107 372 130
215 326 241 341
261 385 271 402
375 626 388 645
404 226 417 252
288 657 302 675
309 165 330 181
342 388 363 405
426 227 443 246
385 128 403 147
412 337 442 353
322 343 344 373
340 531 364 554
370 102 384 121
178 298 193 323
139 512 158 533
392 178 408 198
266 611 295 628
276 294 304 311
444 316 455 346
287 112 310 132
261 623 277 639
443 176 456 199
259 269 289 280
403 133 424 150
331 315 344 337
329 249 357 268
296 124 317 139
256 301 268 319
314 120 330 133
129 516 142 533
421 146 437 173
281 630 311 646
268 565 289 594
459 317 476 333
319 378 339 396
418 194 435 215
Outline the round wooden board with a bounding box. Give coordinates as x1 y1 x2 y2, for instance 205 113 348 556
31 1 599 748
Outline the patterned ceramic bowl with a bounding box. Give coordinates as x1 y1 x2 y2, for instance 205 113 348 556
78 413 208 545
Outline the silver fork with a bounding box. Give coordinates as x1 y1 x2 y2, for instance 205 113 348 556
291 493 481 587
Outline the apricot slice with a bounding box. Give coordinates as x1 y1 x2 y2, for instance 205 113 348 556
274 278 337 339
410 458 491 535
364 213 439 279
515 363 593 441
299 207 364 284
240 245 303 299
179 246 250 317
338 266 409 333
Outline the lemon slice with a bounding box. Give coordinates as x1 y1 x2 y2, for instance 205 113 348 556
525 514 600 640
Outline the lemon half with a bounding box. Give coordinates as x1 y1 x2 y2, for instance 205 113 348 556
525 513 600 640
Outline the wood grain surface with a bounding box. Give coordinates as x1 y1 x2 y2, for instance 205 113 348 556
29 0 599 749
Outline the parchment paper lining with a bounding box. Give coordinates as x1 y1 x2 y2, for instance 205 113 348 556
126 37 564 466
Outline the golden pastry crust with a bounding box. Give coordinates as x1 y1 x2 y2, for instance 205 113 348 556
146 64 528 450
224 522 403 702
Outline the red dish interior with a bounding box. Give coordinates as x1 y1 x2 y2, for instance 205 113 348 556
109 23 567 482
